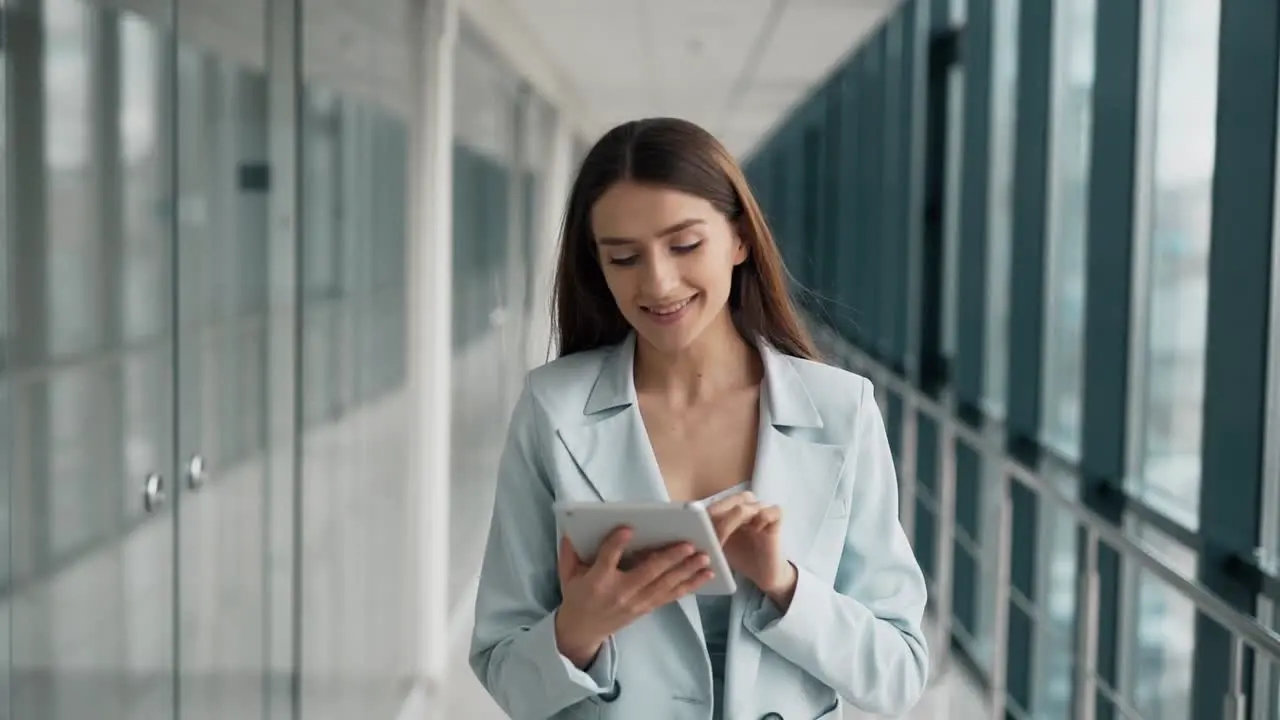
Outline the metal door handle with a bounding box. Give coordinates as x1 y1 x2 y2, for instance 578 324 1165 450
143 473 166 513
186 454 208 490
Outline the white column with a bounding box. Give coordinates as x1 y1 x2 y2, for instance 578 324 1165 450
407 0 458 690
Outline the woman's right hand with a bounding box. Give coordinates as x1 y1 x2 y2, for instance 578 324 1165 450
554 527 712 669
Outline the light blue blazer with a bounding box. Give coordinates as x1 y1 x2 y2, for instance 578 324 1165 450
469 333 929 720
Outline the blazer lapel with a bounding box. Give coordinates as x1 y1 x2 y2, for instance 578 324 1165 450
724 341 848 718
751 340 848 555
554 333 706 642
555 333 671 505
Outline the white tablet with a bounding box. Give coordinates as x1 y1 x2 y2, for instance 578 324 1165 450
553 500 737 596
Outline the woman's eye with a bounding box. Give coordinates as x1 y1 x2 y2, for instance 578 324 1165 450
672 240 704 254
608 255 639 266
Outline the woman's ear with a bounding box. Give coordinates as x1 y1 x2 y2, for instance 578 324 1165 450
729 218 750 266
733 231 749 266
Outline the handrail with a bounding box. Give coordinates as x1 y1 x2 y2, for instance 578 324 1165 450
808 322 1280 718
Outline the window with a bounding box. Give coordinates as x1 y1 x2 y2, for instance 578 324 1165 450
1041 0 1096 458
1121 524 1199 720
1128 0 1220 530
983 0 1019 419
1031 471 1081 719
940 0 967 364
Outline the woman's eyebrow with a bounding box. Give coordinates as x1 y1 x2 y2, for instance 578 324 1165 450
597 218 706 245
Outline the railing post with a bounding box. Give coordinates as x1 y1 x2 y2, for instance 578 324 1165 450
989 471 1012 720
1074 527 1100 720
934 418 957 674
1222 635 1246 720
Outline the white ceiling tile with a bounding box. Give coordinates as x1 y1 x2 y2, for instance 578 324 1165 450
499 0 896 151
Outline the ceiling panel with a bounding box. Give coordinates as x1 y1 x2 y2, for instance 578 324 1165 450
497 0 899 156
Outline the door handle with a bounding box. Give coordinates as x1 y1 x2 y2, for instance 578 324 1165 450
186 454 209 490
143 473 166 513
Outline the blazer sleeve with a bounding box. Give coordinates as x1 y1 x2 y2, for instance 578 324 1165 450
468 377 620 720
743 378 930 716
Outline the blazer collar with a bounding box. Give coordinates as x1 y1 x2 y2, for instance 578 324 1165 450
582 331 824 430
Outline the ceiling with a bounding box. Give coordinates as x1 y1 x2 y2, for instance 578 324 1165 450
499 0 900 158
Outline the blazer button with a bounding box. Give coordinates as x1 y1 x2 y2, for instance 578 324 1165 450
600 680 621 703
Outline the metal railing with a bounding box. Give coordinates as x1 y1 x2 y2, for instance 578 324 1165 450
809 323 1280 720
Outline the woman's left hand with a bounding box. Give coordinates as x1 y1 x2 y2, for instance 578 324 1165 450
706 492 798 604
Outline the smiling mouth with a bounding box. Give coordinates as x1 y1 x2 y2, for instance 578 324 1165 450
642 295 697 316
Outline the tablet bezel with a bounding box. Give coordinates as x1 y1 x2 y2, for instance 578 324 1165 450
553 501 738 596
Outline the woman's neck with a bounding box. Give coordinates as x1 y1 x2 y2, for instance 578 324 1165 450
633 313 761 407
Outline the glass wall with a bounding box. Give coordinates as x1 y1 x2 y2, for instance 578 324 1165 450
173 5 278 714
449 26 519 609
746 0 1280 716
1 0 577 715
295 79 416 720
982 0 1018 418
1128 0 1220 531
940 0 967 365
1032 0 1096 716
294 0 419 716
1041 0 1096 459
6 2 179 717
1 0 422 717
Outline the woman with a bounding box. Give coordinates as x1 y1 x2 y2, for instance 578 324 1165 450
469 117 929 720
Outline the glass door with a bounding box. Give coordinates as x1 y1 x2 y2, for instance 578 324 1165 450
172 3 273 717
5 0 179 718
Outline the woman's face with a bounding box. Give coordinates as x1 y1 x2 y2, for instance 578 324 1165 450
590 180 748 354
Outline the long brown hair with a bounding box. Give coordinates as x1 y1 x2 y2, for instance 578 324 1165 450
551 117 818 361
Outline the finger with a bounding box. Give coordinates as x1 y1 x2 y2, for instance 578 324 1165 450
636 553 712 611
665 568 715 602
715 504 760 542
747 513 770 532
752 505 781 528
706 491 757 517
664 551 711 591
625 541 696 589
590 526 633 576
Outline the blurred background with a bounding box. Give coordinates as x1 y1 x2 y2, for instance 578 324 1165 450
1 0 1279 718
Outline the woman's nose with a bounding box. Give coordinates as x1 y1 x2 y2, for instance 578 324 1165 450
639 254 681 296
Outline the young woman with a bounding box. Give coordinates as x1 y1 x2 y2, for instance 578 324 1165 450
469 117 928 720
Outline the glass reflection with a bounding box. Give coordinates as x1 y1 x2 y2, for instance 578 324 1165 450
449 27 528 606
44 0 105 360
1124 526 1198 720
9 1 177 719
296 81 415 719
1041 0 1095 460
119 14 168 344
1031 474 1080 719
1130 0 1220 530
172 0 276 707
